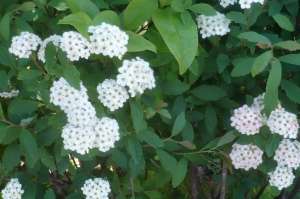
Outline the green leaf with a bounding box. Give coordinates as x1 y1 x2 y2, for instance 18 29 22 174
187 3 216 15
264 58 281 116
274 41 300 51
144 191 161 198
138 130 163 147
172 157 188 187
111 149 128 169
129 100 144 132
160 0 172 7
18 2 36 11
217 54 230 73
191 85 226 101
281 79 300 104
0 13 10 40
226 11 247 24
126 31 157 53
238 32 271 44
2 144 20 173
2 126 20 145
22 182 37 199
153 8 198 74
71 172 93 191
127 136 143 164
278 54 300 65
171 0 184 12
58 12 92 39
17 67 43 80
161 80 189 95
156 149 177 173
0 46 16 67
20 129 39 168
158 109 172 119
172 112 186 136
124 0 158 29
45 42 56 72
37 126 60 146
63 65 81 90
181 10 192 25
0 103 3 118
8 99 39 115
66 0 99 19
251 50 273 77
205 105 216 133
268 0 283 16
253 134 266 150
65 193 85 199
44 188 56 199
272 13 294 31
129 157 145 178
39 148 57 170
216 131 237 148
265 135 281 157
247 3 261 28
48 0 69 11
93 10 120 26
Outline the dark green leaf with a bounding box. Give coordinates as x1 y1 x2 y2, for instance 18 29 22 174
39 148 56 170
160 80 189 95
231 57 255 77
18 2 36 11
251 50 273 77
265 135 281 157
0 46 16 67
187 3 216 15
268 0 283 16
126 31 157 53
17 67 43 80
274 41 300 51
217 131 237 148
93 10 120 26
8 98 39 115
66 0 99 19
205 105 217 134
281 79 300 104
0 103 3 118
182 122 194 142
156 149 177 173
63 65 81 90
253 134 266 151
129 156 145 178
111 149 128 169
71 172 93 191
172 157 188 187
127 136 142 164
20 129 39 168
45 43 56 72
191 85 226 101
2 126 20 145
2 144 20 173
129 100 144 132
0 13 10 40
226 11 247 24
238 32 271 44
44 188 56 199
272 13 294 31
247 3 261 27
138 130 163 147
278 54 300 65
172 112 186 136
37 126 60 146
22 182 37 199
217 54 230 73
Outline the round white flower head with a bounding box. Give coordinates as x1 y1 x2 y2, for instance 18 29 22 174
38 34 62 63
88 23 129 59
61 123 95 155
239 0 264 9
92 117 120 152
59 31 90 61
1 178 24 199
9 31 42 58
196 12 231 39
97 79 129 111
267 109 299 139
229 143 263 170
117 57 155 97
81 178 111 199
268 165 295 190
0 80 19 98
274 139 300 169
230 105 263 135
220 0 237 8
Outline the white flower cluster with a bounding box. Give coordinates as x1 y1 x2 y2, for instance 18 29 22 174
220 0 264 9
97 79 129 112
81 178 111 199
60 31 90 61
196 12 231 39
9 31 42 58
268 165 295 190
117 57 155 97
230 105 263 135
229 143 263 170
50 77 120 154
1 178 24 199
38 34 62 63
0 80 19 98
274 139 300 169
220 0 236 8
88 23 129 59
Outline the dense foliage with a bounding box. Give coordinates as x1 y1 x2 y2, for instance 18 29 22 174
0 0 300 198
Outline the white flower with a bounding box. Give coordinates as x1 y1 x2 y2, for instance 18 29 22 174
0 80 19 98
220 0 237 7
81 178 111 199
274 139 300 169
238 0 264 9
1 178 24 199
268 165 295 190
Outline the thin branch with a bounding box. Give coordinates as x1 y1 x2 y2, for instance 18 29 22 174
189 162 198 199
130 177 135 198
254 181 268 199
30 54 47 76
70 155 78 168
219 161 227 199
150 159 161 168
287 178 300 199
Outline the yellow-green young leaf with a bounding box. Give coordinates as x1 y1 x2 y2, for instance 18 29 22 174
264 58 281 116
172 112 186 136
18 2 36 11
281 79 300 104
2 144 20 173
138 130 163 147
226 11 247 24
48 0 69 11
39 148 56 170
191 85 226 101
172 157 188 187
126 31 157 53
187 3 216 16
205 105 216 134
124 0 158 29
66 0 99 19
171 0 184 12
272 13 294 32
181 10 192 25
160 0 172 7
153 8 197 74
156 149 177 173
58 12 92 39
0 13 10 40
238 32 271 44
274 41 300 51
278 54 300 65
63 65 81 90
20 129 39 168
127 136 143 164
93 10 120 26
251 50 273 77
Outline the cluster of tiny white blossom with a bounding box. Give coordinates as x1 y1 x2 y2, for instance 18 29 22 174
268 165 295 190
97 79 129 111
229 143 263 170
196 12 231 38
274 139 300 169
92 117 120 152
1 178 24 199
88 23 129 59
220 0 237 8
230 105 263 135
0 80 19 98
117 57 155 97
38 34 62 63
9 31 42 58
81 178 111 199
239 0 264 9
60 31 90 61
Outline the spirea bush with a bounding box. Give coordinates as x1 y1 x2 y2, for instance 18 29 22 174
0 0 299 198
